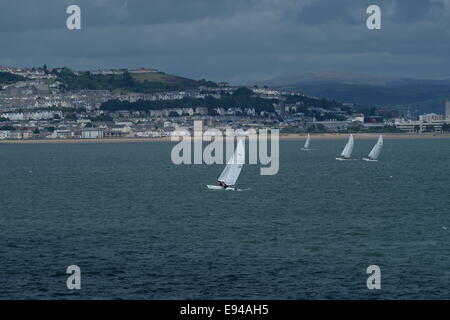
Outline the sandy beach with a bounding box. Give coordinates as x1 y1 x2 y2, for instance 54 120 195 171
0 133 449 144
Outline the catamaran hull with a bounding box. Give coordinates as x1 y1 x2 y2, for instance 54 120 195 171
363 158 378 162
207 185 235 191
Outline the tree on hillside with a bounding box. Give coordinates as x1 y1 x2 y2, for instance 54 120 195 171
0 72 27 84
168 111 180 117
233 87 253 96
121 71 135 88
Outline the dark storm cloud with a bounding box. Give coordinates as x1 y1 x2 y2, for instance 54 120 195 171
0 0 449 83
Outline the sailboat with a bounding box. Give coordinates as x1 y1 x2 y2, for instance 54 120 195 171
336 134 354 160
301 134 311 151
363 135 383 162
207 138 245 191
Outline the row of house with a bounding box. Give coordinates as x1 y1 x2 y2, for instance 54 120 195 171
0 66 57 80
1 111 62 121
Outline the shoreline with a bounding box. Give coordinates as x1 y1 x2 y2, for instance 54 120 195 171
0 133 449 144
279 133 450 140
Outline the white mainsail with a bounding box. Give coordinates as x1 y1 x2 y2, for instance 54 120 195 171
303 134 311 149
368 135 383 160
218 139 245 186
340 134 354 159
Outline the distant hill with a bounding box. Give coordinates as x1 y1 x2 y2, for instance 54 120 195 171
130 71 216 89
250 72 450 114
251 72 396 86
54 68 216 93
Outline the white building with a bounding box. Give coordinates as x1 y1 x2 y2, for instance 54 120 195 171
446 100 450 120
82 129 104 139
0 131 11 140
419 113 444 123
171 129 191 137
48 130 73 139
395 119 444 132
1 111 59 121
350 115 365 123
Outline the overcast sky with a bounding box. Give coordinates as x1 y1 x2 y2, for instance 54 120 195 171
1 0 449 83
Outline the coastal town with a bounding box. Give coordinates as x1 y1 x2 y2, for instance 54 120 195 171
1 65 450 141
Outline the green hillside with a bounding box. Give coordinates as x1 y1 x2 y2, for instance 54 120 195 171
53 68 216 93
131 72 195 86
0 72 27 84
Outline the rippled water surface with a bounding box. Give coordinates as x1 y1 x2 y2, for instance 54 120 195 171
1 138 449 299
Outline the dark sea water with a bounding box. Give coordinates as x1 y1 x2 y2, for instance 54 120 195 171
1 138 450 299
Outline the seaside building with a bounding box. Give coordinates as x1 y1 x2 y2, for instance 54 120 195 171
47 130 73 139
82 128 104 139
419 113 444 123
0 131 11 140
446 100 450 120
395 119 444 132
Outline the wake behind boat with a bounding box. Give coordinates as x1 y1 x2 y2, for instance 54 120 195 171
207 138 245 191
363 135 383 162
301 134 311 151
336 134 355 161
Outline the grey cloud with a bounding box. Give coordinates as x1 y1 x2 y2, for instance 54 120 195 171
0 0 449 83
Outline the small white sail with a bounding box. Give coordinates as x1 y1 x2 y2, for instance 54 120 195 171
303 134 311 149
367 135 383 160
217 138 245 187
340 134 354 159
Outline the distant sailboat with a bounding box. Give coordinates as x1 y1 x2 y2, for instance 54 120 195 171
301 134 311 151
336 134 354 160
207 139 245 191
363 135 383 162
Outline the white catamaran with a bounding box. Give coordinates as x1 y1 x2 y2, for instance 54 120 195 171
336 134 354 161
207 139 245 191
363 135 383 162
301 134 311 151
